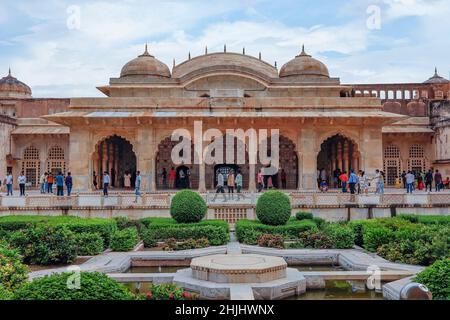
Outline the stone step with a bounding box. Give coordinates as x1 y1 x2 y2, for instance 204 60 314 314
229 286 255 300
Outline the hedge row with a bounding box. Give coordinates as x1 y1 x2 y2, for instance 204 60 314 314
0 216 117 247
141 219 229 247
348 217 450 266
235 219 318 245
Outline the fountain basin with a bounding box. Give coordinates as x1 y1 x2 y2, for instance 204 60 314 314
191 254 287 284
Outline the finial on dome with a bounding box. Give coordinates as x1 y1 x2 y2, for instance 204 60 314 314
435 67 438 76
243 47 246 55
188 52 191 60
297 44 311 57
275 61 277 69
173 58 176 68
259 52 261 60
8 67 11 77
301 44 305 54
139 43 153 57
205 46 208 55
224 44 227 53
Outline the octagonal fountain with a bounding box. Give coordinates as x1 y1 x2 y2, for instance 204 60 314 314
173 254 306 300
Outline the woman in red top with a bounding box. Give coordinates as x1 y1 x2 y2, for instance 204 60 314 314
339 171 349 193
168 167 176 189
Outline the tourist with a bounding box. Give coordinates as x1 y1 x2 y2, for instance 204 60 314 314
417 171 424 191
372 170 381 194
124 171 132 190
161 168 167 188
280 169 287 189
65 172 73 196
18 171 26 197
319 179 328 192
133 171 142 203
93 171 98 190
186 168 191 189
40 172 47 194
212 172 226 202
47 173 54 193
425 169 433 192
168 167 176 189
359 171 369 195
395 176 402 189
401 171 407 189
357 170 363 194
5 172 13 196
103 171 110 196
178 168 186 189
320 168 327 188
56 172 64 196
257 169 264 193
379 171 385 194
333 168 341 188
348 170 357 195
406 171 415 194
235 170 243 200
339 171 348 193
434 170 443 192
227 170 235 198
443 177 450 189
267 175 274 189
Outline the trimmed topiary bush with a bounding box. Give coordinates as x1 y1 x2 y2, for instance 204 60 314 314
415 259 450 300
13 272 134 300
75 232 104 256
0 245 28 292
110 228 140 252
170 190 207 223
9 225 77 265
114 217 143 233
296 212 313 221
256 190 291 226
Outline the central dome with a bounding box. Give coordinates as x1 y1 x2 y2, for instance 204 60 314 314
120 45 171 78
280 46 329 78
172 52 279 80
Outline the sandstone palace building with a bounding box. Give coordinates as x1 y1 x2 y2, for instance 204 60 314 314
1 45 449 192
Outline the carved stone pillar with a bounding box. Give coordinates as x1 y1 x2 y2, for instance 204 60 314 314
343 141 349 172
199 161 206 192
249 164 256 192
337 141 343 171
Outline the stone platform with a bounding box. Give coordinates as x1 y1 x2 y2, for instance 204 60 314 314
191 254 287 283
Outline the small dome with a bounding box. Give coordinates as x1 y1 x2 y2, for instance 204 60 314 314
280 46 330 78
0 69 32 98
423 68 448 84
120 45 171 78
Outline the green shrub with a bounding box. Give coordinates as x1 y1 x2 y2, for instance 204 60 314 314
114 217 143 233
362 226 395 252
170 190 207 223
0 216 116 247
323 224 355 249
9 225 77 265
415 259 450 300
400 215 450 226
298 230 333 249
0 245 28 291
162 238 210 251
258 234 284 249
235 219 317 244
296 212 313 221
110 228 140 252
256 191 291 226
0 285 12 300
141 219 229 247
312 217 326 229
13 272 134 300
75 233 104 256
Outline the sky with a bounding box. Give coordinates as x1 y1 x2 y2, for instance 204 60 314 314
0 0 449 98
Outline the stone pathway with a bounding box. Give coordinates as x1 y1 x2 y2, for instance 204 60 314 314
226 231 242 255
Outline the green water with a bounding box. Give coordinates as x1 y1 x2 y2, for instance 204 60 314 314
288 280 384 300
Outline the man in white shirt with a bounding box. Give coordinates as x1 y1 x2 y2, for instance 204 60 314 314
406 171 415 194
212 172 227 202
5 172 13 196
103 171 110 197
18 172 26 196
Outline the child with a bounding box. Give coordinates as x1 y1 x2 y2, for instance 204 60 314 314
319 180 328 192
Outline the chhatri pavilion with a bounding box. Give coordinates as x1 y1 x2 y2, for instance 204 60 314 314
1 45 449 192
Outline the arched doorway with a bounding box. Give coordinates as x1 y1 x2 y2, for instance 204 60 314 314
47 146 66 176
317 134 360 186
93 135 136 188
256 135 298 190
205 135 249 190
384 144 401 186
22 146 40 187
156 137 199 190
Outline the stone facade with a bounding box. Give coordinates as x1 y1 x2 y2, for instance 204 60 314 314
0 48 449 190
